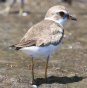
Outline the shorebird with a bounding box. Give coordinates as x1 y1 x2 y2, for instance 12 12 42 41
1 0 27 15
62 0 72 5
10 5 77 84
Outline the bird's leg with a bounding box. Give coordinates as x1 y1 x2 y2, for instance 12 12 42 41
19 0 24 15
31 57 35 83
45 56 49 82
4 0 16 13
10 0 16 8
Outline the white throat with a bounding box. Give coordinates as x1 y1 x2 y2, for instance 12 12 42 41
45 17 67 26
56 18 67 25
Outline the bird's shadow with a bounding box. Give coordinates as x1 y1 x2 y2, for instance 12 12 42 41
33 75 86 86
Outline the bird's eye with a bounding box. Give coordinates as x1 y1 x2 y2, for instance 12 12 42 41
59 12 65 17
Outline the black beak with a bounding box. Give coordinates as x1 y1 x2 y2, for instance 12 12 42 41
68 15 77 21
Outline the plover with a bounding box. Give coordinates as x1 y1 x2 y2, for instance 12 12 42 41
1 0 27 16
10 5 77 84
62 0 72 6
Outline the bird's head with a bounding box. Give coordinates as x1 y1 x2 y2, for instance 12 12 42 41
45 5 77 26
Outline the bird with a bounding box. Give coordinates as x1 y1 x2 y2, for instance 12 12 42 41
1 0 27 16
10 5 77 84
62 0 72 6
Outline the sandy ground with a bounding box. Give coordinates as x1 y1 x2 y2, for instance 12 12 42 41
0 0 87 88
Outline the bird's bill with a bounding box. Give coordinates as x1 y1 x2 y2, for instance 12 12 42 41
68 15 77 21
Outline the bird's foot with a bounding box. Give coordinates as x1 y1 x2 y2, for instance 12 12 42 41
19 9 24 16
30 80 37 88
0 6 10 15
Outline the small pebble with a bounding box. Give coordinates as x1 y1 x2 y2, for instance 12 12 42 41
68 45 73 49
32 85 37 88
22 12 28 16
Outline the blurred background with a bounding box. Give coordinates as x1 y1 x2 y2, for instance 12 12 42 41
0 0 87 88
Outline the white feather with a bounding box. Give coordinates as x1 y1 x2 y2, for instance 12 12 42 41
20 44 58 58
45 17 67 26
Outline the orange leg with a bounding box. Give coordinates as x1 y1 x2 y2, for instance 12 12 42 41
31 57 34 81
45 56 49 81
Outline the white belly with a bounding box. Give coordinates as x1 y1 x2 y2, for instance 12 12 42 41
20 44 58 58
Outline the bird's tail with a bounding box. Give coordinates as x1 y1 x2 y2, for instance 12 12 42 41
9 44 22 50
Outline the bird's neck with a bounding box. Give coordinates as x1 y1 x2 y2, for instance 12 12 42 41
45 17 67 26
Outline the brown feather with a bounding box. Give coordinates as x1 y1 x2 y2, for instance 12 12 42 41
11 20 64 50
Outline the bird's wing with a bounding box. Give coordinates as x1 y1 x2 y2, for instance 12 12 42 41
12 20 64 50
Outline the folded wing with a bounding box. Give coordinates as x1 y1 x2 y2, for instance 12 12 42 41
10 20 64 50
